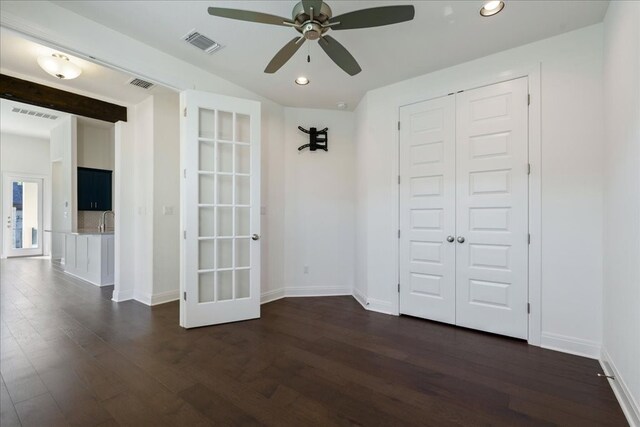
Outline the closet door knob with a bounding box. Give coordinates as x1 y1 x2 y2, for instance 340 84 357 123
446 236 455 243
251 234 260 241
457 236 465 243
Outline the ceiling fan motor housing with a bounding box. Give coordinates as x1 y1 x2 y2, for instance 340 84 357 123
293 1 332 40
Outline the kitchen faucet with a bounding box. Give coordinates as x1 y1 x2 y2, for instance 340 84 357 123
99 210 114 233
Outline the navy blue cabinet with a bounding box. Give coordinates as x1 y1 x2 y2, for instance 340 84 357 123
77 167 112 211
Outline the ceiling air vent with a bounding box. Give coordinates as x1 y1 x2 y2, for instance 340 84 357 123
11 107 58 120
183 30 222 54
128 77 154 90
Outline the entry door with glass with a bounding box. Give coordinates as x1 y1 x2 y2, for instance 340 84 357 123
3 175 43 257
181 90 261 328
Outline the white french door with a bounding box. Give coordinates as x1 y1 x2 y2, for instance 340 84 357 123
3 174 43 257
399 77 529 339
181 90 261 329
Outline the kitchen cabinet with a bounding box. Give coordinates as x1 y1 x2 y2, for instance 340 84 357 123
64 232 114 286
77 167 112 211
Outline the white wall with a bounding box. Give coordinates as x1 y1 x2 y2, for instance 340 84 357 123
0 132 51 257
152 92 181 302
602 2 640 424
271 108 355 301
76 119 114 170
132 96 155 304
355 24 605 357
50 116 77 258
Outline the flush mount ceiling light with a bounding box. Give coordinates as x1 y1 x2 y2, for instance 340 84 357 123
37 53 82 79
295 76 310 85
480 0 505 17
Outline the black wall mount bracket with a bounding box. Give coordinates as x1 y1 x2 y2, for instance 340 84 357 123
297 126 328 152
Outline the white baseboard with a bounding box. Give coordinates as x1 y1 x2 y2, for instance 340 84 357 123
540 332 601 359
64 270 113 287
151 290 179 306
352 288 367 308
111 288 133 302
133 290 179 306
284 286 352 297
365 297 396 315
261 286 352 305
601 347 640 427
261 288 285 304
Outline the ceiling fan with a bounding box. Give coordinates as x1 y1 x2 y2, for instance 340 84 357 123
207 1 415 76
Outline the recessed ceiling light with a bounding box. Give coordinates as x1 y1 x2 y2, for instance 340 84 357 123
37 53 82 79
480 0 505 17
337 102 347 110
295 76 309 86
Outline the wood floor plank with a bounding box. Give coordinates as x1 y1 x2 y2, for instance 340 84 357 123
0 258 628 426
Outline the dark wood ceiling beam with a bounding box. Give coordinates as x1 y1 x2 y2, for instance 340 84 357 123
0 74 127 123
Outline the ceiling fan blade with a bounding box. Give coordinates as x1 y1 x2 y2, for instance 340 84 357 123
264 37 306 73
329 5 415 30
318 35 361 76
208 7 294 27
302 0 323 18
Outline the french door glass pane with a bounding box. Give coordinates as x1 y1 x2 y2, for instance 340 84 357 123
198 272 215 303
199 109 216 139
236 145 250 174
199 207 215 237
217 143 233 173
236 207 250 236
236 114 250 143
216 239 233 269
236 269 250 298
199 175 215 205
235 238 249 268
199 240 215 270
11 181 39 250
216 207 233 237
218 111 233 141
199 141 215 172
217 175 233 204
217 270 233 300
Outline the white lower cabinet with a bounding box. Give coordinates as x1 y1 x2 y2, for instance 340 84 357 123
64 233 114 286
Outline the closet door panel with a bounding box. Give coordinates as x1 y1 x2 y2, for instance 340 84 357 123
455 77 529 339
399 95 456 324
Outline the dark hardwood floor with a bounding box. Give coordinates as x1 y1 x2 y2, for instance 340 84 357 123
0 258 627 426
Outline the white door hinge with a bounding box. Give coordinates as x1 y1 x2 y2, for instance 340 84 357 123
528 94 531 105
527 163 531 175
398 229 401 239
183 230 186 239
183 107 187 117
397 121 401 131
527 303 530 314
398 175 401 185
183 169 186 178
183 292 187 301
398 283 400 293
528 233 531 244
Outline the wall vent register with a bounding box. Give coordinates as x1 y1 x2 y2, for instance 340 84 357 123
11 107 58 120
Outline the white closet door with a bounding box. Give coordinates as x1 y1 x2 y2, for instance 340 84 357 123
455 77 529 339
181 90 261 329
399 96 456 324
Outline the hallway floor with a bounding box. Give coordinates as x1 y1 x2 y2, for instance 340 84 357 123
0 258 627 426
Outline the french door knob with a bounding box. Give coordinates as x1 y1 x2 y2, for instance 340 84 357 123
251 234 260 241
446 236 455 243
457 236 465 243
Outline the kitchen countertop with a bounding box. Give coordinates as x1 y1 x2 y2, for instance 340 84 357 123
45 229 114 235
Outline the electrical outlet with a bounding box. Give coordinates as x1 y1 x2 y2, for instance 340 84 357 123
303 265 309 274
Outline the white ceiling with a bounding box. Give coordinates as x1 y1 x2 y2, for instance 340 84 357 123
0 27 176 106
0 99 69 138
52 0 608 110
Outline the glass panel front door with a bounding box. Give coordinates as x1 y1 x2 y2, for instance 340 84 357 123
3 176 43 257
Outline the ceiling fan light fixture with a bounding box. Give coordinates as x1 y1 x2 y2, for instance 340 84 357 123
480 0 505 16
37 53 82 79
295 76 310 85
